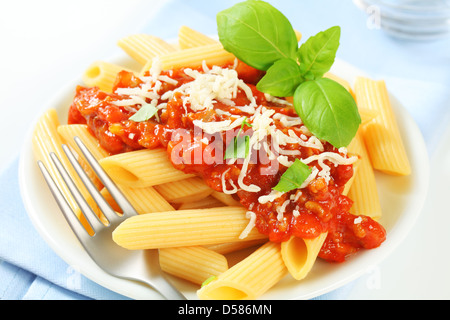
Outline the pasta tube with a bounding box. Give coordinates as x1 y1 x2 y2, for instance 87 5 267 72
197 242 287 300
112 207 267 250
159 246 228 285
154 177 213 204
142 43 235 73
177 196 224 210
354 77 411 176
82 61 134 93
347 130 382 220
204 239 267 255
178 26 217 49
99 148 194 188
118 34 177 66
280 233 328 280
210 191 241 207
101 185 175 214
33 110 94 233
57 124 110 161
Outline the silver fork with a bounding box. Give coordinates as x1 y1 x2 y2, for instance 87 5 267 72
37 136 186 300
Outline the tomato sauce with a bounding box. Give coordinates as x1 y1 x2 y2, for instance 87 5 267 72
68 62 386 263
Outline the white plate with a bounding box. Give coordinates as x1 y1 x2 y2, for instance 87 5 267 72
18 57 430 300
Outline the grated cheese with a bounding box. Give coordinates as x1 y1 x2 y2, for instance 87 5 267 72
177 65 256 111
276 199 290 221
258 189 285 204
192 117 245 135
239 211 257 239
221 168 238 194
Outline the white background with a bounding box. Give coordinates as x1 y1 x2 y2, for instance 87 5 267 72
0 0 166 169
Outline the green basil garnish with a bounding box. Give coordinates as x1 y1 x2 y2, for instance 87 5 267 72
128 103 158 122
224 117 252 160
216 0 361 149
256 58 303 97
273 159 312 192
294 78 360 148
297 26 341 80
217 0 298 71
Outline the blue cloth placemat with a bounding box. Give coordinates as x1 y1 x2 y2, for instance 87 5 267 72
0 159 129 300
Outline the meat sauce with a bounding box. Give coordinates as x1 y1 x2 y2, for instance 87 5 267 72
68 62 386 262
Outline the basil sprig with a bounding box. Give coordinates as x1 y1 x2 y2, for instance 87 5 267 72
294 78 360 149
217 0 361 192
224 117 252 160
273 159 312 192
217 0 298 71
217 0 361 150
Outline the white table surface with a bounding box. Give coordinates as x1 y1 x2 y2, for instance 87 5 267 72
1 0 449 299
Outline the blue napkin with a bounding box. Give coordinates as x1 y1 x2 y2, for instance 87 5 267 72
0 159 129 300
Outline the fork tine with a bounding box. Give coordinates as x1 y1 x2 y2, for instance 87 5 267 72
61 144 120 224
48 151 105 234
73 136 138 217
37 160 93 238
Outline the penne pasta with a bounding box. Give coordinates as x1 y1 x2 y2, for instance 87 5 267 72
204 239 267 255
118 34 177 66
142 43 235 73
99 148 194 188
33 110 79 212
101 185 175 214
178 26 217 49
33 110 95 233
358 107 379 125
82 61 134 93
112 207 267 250
210 191 241 207
354 77 411 176
177 196 224 210
177 26 301 49
57 124 109 191
154 176 213 204
280 161 358 281
347 130 382 220
57 124 110 161
197 241 287 300
280 233 328 280
159 246 228 285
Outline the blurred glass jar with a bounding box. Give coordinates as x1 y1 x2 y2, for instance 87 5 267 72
353 0 450 40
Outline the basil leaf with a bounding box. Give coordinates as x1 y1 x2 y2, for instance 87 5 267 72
297 26 340 80
129 103 158 122
256 58 303 97
201 275 217 288
224 135 250 160
273 159 312 192
217 0 298 71
293 78 361 148
224 116 252 159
